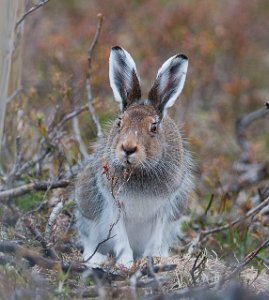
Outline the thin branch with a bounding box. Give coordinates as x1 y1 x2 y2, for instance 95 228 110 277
0 179 70 202
190 250 207 284
200 196 269 239
145 257 160 292
228 238 269 279
188 196 269 253
84 232 116 263
15 0 51 30
6 87 22 103
200 194 215 226
5 136 23 187
235 103 269 162
9 105 88 180
25 218 59 260
72 116 89 160
52 105 88 135
86 14 104 139
22 180 55 217
87 14 104 77
203 194 214 217
202 197 268 243
15 146 51 178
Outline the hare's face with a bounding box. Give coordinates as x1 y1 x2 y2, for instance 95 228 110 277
108 46 188 168
113 104 162 168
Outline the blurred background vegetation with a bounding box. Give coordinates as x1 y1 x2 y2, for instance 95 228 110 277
1 0 269 297
4 0 269 181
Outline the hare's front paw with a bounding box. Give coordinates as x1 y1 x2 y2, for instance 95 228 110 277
83 252 108 268
117 257 134 269
116 249 134 269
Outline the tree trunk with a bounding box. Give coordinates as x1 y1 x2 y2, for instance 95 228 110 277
0 0 25 147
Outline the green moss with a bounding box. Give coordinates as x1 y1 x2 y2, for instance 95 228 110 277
15 192 43 212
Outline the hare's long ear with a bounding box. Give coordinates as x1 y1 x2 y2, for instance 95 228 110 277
109 46 141 111
148 54 188 116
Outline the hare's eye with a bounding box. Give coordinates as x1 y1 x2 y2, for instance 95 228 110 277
117 118 122 128
150 122 158 133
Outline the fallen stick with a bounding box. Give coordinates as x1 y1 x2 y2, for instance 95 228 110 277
0 179 70 202
0 241 86 273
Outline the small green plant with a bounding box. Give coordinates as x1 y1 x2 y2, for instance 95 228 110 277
15 192 43 212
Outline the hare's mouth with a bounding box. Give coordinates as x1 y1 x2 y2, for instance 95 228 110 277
121 156 138 167
116 152 140 168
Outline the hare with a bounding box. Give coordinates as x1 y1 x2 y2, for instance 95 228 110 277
75 46 194 268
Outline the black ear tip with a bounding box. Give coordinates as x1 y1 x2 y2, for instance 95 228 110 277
112 46 123 51
176 54 188 60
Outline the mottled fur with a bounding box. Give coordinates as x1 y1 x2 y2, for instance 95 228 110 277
75 47 194 267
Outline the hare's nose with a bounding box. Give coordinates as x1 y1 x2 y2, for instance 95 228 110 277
122 144 137 156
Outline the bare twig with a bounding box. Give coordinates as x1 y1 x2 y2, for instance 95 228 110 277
189 196 269 252
145 257 161 292
0 179 70 202
52 105 88 136
203 194 214 217
15 0 51 30
200 194 215 226
25 218 59 260
201 196 269 238
5 105 88 182
190 250 207 284
87 14 103 78
45 199 64 242
236 103 269 162
228 238 269 279
22 181 55 217
6 87 22 103
86 14 103 139
84 232 117 263
72 116 89 160
15 146 51 178
5 136 23 188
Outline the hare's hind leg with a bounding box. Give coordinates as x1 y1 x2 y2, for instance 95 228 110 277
76 210 107 267
101 203 134 268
